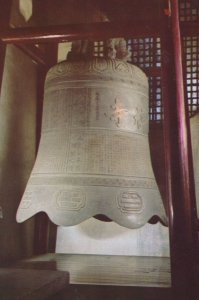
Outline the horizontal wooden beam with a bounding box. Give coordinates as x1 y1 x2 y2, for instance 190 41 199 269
0 21 198 46
0 21 162 44
181 21 199 37
145 67 161 77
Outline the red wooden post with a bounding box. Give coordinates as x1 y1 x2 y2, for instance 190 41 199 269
161 0 198 299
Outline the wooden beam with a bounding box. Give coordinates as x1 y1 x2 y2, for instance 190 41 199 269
0 21 162 44
1 21 198 47
181 21 199 37
16 44 47 65
145 67 161 77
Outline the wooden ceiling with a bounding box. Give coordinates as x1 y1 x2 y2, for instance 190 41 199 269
98 0 163 21
32 0 164 26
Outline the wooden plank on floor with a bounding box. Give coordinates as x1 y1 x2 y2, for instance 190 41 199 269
0 268 69 300
16 254 171 287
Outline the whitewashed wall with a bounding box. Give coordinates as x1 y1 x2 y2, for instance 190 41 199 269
56 220 169 257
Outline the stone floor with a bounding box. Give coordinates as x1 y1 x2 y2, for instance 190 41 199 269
1 254 173 299
49 285 172 300
0 268 69 300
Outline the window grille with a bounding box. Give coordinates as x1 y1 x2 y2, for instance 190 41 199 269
127 37 162 121
183 36 199 116
93 37 163 122
127 37 161 69
93 31 199 120
179 0 199 22
93 41 105 57
149 77 163 122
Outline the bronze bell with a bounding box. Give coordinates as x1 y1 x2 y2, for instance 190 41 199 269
16 58 166 229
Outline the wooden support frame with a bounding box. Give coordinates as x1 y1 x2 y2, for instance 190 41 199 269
0 0 198 298
161 1 198 298
181 21 199 37
16 44 47 66
0 20 198 45
0 20 162 44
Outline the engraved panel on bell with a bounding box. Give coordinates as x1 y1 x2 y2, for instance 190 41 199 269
56 189 86 211
32 132 69 174
16 58 167 228
70 87 148 133
117 191 143 215
67 130 154 177
42 90 72 132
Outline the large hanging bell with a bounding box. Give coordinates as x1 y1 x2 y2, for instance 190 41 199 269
16 58 166 229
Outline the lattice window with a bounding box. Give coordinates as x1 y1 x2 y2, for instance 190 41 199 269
179 1 199 115
127 37 161 69
179 0 199 21
93 37 162 69
149 77 163 122
93 41 105 57
127 37 162 121
93 37 163 122
183 36 199 116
